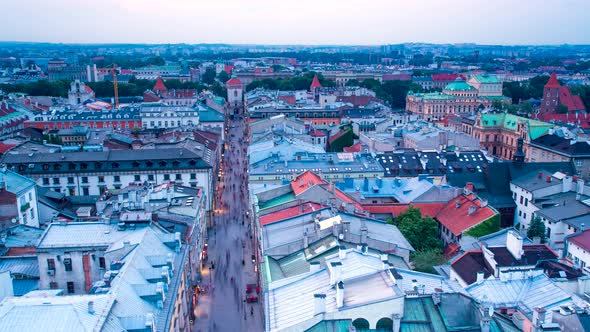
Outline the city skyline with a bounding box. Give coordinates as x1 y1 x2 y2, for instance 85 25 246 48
2 0 590 45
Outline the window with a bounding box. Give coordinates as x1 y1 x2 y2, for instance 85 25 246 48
576 160 583 167
523 213 527 219
114 176 120 182
82 177 88 184
67 177 74 184
190 173 196 180
64 258 72 271
175 174 182 180
520 196 523 204
43 178 49 185
99 257 106 269
519 210 522 217
83 188 89 196
98 176 105 183
49 282 58 289
164 174 170 181
47 258 55 270
134 175 141 182
30 208 35 219
67 281 75 294
525 198 528 207
148 174 154 181
53 178 60 185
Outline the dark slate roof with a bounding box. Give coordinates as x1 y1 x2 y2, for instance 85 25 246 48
452 245 557 285
378 150 488 178
531 134 590 157
2 148 211 175
511 170 559 192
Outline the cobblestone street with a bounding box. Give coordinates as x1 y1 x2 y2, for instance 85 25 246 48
194 112 263 331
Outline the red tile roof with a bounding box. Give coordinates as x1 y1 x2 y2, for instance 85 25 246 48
226 77 242 86
343 142 361 153
436 194 496 236
0 142 15 154
536 112 590 128
153 76 167 92
310 129 326 137
568 229 590 250
361 203 445 218
545 72 561 88
333 187 364 211
310 75 323 90
432 74 459 81
291 171 327 195
559 86 586 112
224 64 234 74
259 202 324 226
84 85 94 94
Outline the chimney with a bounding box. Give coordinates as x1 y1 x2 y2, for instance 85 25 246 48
303 231 309 248
313 294 326 316
309 261 320 273
506 230 524 260
476 271 485 283
538 172 543 179
432 288 442 305
480 303 493 332
532 307 547 329
578 179 585 196
145 313 154 329
87 301 95 315
336 281 344 308
329 261 342 285
546 176 551 183
455 199 461 209
563 176 573 193
468 205 477 215
360 225 368 244
338 245 346 259
480 198 488 208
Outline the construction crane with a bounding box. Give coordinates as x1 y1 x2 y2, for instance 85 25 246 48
110 63 119 108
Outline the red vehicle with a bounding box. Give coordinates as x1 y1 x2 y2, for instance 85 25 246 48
246 283 260 303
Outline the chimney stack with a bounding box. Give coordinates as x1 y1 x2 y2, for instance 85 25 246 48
546 176 551 183
313 294 326 316
532 307 547 329
476 271 485 283
336 281 344 308
87 301 95 315
329 261 342 286
506 230 524 260
468 205 477 215
538 172 543 179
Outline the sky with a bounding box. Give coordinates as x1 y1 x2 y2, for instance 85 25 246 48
2 0 590 45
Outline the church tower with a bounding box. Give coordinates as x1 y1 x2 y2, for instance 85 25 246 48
539 73 561 114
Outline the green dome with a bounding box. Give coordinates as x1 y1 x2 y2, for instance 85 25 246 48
444 78 476 91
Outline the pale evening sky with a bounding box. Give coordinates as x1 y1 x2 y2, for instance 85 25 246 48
1 0 589 45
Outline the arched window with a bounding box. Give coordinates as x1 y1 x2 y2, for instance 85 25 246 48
376 318 393 331
352 318 370 330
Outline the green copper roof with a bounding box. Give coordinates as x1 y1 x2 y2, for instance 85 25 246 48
473 74 500 84
444 78 475 91
479 113 552 140
199 107 224 122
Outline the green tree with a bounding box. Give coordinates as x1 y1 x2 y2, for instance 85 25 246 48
519 100 533 114
147 56 165 66
345 79 361 87
411 249 446 274
217 70 230 84
558 104 569 114
201 67 217 85
389 207 442 251
527 216 547 243
210 82 227 98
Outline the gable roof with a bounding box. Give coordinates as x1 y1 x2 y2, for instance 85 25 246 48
153 76 167 92
310 75 322 90
545 72 561 88
290 171 327 195
436 194 497 236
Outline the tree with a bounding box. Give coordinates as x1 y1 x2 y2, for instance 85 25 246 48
389 206 442 251
527 216 547 243
346 79 361 87
210 82 227 98
558 104 569 114
201 67 217 85
519 100 533 114
217 70 230 84
411 249 446 274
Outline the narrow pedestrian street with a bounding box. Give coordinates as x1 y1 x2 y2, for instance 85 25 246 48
194 111 263 331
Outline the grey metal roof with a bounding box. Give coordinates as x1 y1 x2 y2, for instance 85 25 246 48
2 148 211 175
511 170 561 192
0 257 39 277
